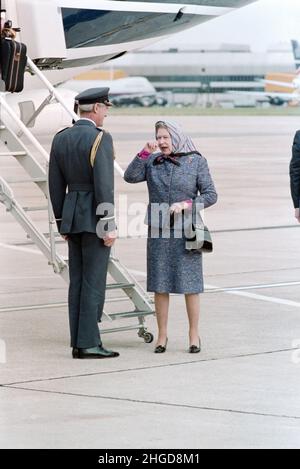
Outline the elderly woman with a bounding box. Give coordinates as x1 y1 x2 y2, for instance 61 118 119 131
124 121 217 353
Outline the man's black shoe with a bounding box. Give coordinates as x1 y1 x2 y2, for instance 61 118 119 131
75 345 120 359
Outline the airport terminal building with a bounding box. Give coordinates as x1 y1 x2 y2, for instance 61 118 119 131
102 43 295 106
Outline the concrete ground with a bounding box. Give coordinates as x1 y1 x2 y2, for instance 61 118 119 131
0 115 300 449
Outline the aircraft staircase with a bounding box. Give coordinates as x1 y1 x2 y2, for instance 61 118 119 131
0 58 155 342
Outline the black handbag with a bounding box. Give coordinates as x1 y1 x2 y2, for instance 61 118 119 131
185 223 213 253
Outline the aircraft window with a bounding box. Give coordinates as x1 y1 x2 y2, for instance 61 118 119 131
18 101 35 128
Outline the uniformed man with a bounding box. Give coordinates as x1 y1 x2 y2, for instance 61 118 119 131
290 130 300 223
48 88 119 359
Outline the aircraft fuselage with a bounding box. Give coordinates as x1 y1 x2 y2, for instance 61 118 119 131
2 0 257 69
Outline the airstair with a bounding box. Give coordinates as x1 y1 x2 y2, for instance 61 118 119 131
0 57 155 343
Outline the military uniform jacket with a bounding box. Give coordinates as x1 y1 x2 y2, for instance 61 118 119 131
124 152 217 229
48 119 115 235
290 130 300 209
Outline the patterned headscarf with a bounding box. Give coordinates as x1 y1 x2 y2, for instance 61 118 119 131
155 120 198 154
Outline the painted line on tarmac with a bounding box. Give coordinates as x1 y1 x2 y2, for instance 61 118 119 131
0 242 42 256
206 284 300 309
109 224 300 240
0 275 54 280
128 270 300 309
0 302 67 314
2 348 297 388
4 385 300 422
206 281 300 292
213 224 300 234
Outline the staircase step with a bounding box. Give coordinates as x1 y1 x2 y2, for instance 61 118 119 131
106 282 135 290
0 151 27 157
15 239 65 247
7 177 47 184
105 297 129 304
109 310 154 320
43 232 61 238
23 206 48 212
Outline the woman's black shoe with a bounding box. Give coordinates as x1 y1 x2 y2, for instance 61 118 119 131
189 338 201 354
154 338 168 353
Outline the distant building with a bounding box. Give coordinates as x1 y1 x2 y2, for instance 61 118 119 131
100 43 295 106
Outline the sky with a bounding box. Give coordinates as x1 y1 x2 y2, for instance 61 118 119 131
152 0 300 52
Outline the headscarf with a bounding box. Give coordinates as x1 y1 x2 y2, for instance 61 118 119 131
154 120 199 166
155 120 198 154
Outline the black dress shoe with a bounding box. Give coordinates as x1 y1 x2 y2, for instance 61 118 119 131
75 346 120 359
154 338 168 354
72 347 79 358
189 338 201 354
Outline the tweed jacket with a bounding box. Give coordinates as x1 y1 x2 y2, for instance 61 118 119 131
124 152 217 228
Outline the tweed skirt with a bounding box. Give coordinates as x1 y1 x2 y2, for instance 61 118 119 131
147 228 204 294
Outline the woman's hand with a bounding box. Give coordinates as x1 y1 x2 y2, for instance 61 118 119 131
170 201 190 214
143 142 158 154
295 208 300 223
103 230 117 247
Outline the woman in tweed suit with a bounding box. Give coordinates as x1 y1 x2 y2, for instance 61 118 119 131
124 121 217 353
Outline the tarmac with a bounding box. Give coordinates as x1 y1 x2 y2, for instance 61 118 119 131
1 115 300 449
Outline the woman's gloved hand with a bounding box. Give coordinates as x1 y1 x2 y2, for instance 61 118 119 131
143 142 158 154
138 142 158 159
170 200 192 214
103 230 118 247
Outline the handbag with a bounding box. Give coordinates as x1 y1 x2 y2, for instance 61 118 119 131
185 222 213 253
0 37 27 93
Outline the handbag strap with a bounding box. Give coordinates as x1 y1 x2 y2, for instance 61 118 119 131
90 130 104 168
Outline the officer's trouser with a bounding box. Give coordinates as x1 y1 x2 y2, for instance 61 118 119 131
68 233 110 348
